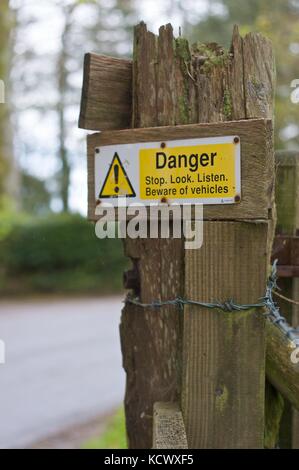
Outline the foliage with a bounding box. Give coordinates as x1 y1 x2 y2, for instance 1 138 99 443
83 407 127 449
0 213 127 295
20 172 51 215
0 198 28 241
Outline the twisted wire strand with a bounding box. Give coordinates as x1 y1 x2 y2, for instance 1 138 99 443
125 259 299 346
263 259 299 346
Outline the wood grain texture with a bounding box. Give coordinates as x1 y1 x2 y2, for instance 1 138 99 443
153 402 188 449
181 25 275 449
274 150 299 449
157 25 176 126
133 22 157 128
275 151 299 234
120 22 193 450
229 25 245 121
120 237 184 448
264 381 285 449
266 320 299 411
193 43 230 123
79 28 276 132
88 119 274 221
243 33 275 119
79 53 132 130
182 222 269 448
113 23 276 449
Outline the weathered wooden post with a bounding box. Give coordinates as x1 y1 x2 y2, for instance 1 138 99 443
124 24 275 449
272 151 299 448
80 23 277 448
266 320 299 411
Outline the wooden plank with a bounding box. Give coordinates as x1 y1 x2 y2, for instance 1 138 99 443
241 29 279 450
266 320 299 411
273 236 299 267
87 118 274 221
120 22 192 449
133 22 157 128
274 150 299 449
79 53 132 131
276 151 299 234
153 402 188 449
116 23 275 449
120 237 184 449
264 381 285 449
277 266 299 277
182 221 268 448
243 33 275 119
79 29 275 130
229 25 245 121
181 27 275 449
272 233 299 277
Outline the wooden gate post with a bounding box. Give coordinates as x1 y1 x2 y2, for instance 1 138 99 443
119 23 275 448
275 151 299 448
79 22 279 448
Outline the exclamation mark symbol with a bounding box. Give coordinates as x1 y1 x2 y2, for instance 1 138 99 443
114 164 119 194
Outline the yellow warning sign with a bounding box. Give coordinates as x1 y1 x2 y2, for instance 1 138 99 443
95 136 240 206
99 152 136 198
139 142 239 201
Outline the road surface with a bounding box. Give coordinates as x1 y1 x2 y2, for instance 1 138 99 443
0 297 125 449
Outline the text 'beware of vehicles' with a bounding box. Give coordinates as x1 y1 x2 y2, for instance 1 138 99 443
95 135 241 207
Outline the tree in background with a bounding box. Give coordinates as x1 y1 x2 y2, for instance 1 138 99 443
56 0 136 212
182 0 299 150
11 0 299 213
13 0 136 214
20 172 51 215
0 0 19 210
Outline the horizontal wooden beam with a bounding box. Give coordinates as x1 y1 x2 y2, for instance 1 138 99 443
153 402 188 449
272 235 299 277
272 236 299 265
266 319 299 411
79 53 132 131
88 119 274 221
276 266 299 278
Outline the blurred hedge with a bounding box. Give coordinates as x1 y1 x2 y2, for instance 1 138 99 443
0 213 128 296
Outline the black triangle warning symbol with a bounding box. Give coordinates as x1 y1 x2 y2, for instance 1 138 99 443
99 153 136 198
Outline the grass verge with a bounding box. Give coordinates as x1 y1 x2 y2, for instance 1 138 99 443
83 408 127 449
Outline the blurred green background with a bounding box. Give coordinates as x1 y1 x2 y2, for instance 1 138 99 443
0 212 127 296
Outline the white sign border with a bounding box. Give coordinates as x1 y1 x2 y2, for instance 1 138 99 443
94 135 241 207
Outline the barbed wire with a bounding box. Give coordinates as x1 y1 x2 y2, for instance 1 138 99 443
125 259 299 347
263 259 299 346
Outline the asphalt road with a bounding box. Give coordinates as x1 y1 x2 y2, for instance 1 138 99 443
0 297 125 449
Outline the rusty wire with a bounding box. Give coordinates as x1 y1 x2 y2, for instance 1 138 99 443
273 290 299 306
